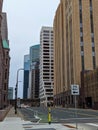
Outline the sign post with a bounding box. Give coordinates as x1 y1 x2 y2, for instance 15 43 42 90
71 85 79 129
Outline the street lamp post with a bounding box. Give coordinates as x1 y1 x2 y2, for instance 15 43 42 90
15 68 24 114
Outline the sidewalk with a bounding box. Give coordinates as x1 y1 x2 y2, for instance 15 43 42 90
0 107 76 130
0 107 27 130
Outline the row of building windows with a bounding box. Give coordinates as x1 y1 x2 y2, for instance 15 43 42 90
43 77 54 79
43 33 53 36
79 0 85 70
79 0 96 70
89 0 96 69
43 30 53 33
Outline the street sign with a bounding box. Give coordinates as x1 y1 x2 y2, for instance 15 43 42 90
71 84 79 95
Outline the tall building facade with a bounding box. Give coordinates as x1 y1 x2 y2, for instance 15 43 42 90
53 0 98 106
0 0 4 109
1 12 10 108
0 0 3 26
23 55 30 99
28 44 40 100
31 61 39 99
40 27 54 107
81 68 98 109
8 87 13 100
0 7 10 108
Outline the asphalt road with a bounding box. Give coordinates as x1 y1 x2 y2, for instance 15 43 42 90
18 106 98 130
19 106 98 123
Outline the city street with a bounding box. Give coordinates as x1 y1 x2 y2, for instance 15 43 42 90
19 106 98 123
18 106 98 129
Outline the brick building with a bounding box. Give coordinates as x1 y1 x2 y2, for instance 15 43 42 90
0 1 10 109
0 0 4 109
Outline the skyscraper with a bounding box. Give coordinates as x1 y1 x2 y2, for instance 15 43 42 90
28 44 40 100
53 0 98 106
23 55 30 99
40 26 54 107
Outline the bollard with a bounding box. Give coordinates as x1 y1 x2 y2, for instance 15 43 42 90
48 107 51 124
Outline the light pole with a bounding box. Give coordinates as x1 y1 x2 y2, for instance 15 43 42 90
15 68 24 114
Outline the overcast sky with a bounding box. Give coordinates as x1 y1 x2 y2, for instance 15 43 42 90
3 0 60 98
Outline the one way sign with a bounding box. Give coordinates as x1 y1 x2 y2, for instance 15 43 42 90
71 85 79 95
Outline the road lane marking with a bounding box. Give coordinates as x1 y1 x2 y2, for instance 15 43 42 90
54 108 98 118
86 123 98 127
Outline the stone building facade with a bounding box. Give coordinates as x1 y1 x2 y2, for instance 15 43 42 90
81 68 98 109
53 0 98 107
0 0 4 109
0 1 10 109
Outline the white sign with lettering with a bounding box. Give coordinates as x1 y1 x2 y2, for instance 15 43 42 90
71 85 79 95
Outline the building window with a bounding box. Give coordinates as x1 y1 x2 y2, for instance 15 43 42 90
81 46 84 51
92 42 94 47
4 83 6 90
92 37 94 42
80 37 83 42
79 0 82 6
4 95 6 102
80 23 83 28
80 42 83 46
89 0 96 69
81 56 84 70
93 56 96 69
92 47 95 52
90 0 92 7
80 12 82 23
90 14 94 33
80 27 83 32
79 0 85 71
6 51 8 56
5 69 7 80
6 59 8 65
92 52 95 56
81 51 84 56
43 30 49 33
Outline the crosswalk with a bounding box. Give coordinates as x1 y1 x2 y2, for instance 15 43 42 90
57 117 98 123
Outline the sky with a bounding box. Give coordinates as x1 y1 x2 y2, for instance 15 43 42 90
3 0 60 98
